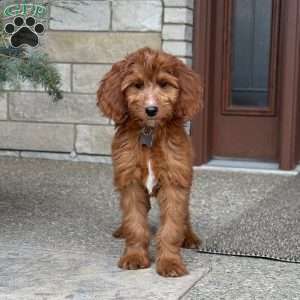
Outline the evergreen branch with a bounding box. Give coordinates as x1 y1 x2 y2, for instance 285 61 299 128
0 10 63 101
19 52 63 101
0 0 90 101
0 51 63 101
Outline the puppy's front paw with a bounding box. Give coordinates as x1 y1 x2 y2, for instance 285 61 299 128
156 256 188 277
118 252 150 270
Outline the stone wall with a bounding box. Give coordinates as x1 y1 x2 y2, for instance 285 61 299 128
0 0 195 162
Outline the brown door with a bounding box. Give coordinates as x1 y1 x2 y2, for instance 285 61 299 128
192 0 300 169
212 0 280 161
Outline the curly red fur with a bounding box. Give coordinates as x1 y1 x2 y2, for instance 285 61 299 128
97 48 203 277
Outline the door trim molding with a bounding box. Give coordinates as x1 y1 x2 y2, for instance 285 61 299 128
278 0 300 170
191 0 213 166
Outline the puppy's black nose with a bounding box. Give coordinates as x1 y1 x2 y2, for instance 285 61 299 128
145 106 158 117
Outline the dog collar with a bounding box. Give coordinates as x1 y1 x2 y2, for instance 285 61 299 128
139 126 154 148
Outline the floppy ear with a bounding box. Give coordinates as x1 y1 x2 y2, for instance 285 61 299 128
97 60 128 124
174 61 203 120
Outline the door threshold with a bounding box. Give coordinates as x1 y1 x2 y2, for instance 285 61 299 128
194 159 299 176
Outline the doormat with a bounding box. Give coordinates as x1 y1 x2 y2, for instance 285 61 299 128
191 170 300 263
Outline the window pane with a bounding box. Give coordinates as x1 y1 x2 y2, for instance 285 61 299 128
231 0 273 107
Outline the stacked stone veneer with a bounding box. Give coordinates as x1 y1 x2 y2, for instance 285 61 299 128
0 0 194 162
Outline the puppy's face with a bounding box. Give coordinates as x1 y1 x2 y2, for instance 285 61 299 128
121 62 180 127
97 48 203 126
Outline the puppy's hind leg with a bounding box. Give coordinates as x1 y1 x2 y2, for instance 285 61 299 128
112 225 126 239
181 219 202 249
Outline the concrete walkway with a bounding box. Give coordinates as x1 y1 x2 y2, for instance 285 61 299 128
0 157 299 300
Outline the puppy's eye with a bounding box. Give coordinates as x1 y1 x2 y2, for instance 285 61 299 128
134 82 144 89
158 80 169 88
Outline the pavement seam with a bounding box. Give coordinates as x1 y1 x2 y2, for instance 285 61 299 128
177 261 213 300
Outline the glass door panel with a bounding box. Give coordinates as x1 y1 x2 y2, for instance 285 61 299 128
231 0 273 107
222 0 279 115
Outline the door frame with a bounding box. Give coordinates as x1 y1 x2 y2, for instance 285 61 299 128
191 0 300 170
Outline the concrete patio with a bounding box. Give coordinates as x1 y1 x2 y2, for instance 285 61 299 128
0 157 299 300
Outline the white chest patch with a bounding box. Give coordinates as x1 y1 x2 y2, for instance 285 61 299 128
145 160 156 194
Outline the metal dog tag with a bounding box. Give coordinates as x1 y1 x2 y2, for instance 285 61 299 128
139 127 153 147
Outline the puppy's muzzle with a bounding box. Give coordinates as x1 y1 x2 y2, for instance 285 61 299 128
145 106 158 117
